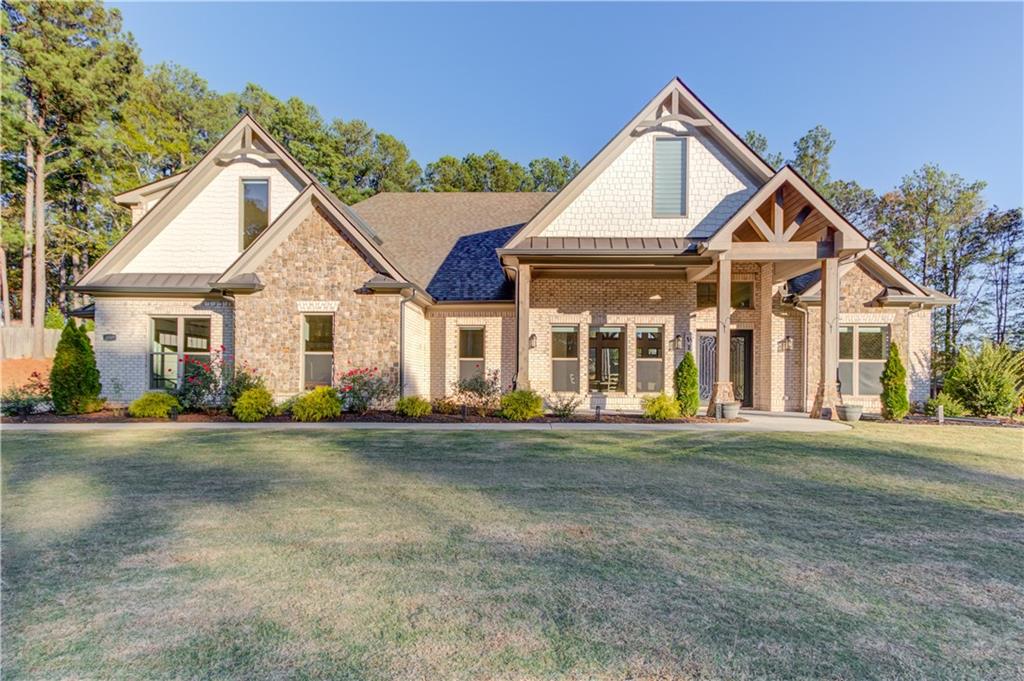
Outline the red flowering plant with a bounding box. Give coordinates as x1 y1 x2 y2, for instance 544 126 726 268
452 369 501 417
334 366 398 415
175 354 221 412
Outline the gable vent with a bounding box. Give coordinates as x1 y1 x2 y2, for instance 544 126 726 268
653 138 687 217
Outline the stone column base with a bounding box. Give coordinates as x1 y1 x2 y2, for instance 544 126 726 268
809 381 842 419
706 381 735 416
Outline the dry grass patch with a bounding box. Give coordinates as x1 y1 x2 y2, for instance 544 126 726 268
2 423 1022 679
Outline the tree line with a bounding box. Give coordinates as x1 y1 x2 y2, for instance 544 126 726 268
2 1 1021 380
0 0 581 355
744 127 1023 375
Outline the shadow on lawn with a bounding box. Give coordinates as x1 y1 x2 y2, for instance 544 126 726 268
333 429 1024 678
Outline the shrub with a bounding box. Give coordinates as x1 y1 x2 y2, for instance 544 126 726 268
50 319 102 414
232 386 275 422
546 393 582 419
291 386 342 422
925 392 966 418
452 369 502 416
223 361 264 411
129 392 181 419
943 341 1024 417
275 394 300 416
1 372 51 418
431 396 460 415
337 367 398 414
880 343 910 420
674 352 700 417
43 304 65 330
174 356 220 412
395 396 432 418
500 389 544 421
642 393 682 420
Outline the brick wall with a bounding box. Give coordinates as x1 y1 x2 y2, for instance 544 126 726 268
93 296 234 403
233 205 401 397
402 301 431 398
427 309 515 399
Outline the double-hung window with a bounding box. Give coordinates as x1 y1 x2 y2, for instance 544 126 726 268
653 137 687 217
241 179 270 249
551 325 579 392
839 325 889 396
458 327 484 382
635 326 664 393
150 317 211 390
303 315 334 389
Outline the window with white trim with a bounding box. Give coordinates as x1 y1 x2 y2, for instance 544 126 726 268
303 315 334 389
150 317 211 390
458 327 484 382
839 325 889 396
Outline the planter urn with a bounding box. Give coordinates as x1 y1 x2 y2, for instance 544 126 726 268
837 404 862 422
720 401 741 420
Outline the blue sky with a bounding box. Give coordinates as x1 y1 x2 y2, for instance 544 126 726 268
113 2 1023 208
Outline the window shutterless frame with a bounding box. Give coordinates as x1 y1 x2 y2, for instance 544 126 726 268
239 177 271 250
838 324 890 396
551 325 580 393
458 326 485 382
148 316 212 390
696 281 754 310
652 136 688 218
635 325 664 393
301 314 334 390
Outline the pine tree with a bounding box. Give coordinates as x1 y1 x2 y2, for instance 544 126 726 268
674 352 700 417
880 343 910 420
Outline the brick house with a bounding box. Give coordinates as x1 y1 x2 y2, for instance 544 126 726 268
74 78 953 416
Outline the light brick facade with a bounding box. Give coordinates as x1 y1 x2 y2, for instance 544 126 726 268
427 309 516 399
94 296 233 402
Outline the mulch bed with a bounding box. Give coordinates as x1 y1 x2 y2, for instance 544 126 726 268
859 413 1023 428
4 409 741 425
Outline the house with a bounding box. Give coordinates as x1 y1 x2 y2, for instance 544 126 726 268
74 78 953 417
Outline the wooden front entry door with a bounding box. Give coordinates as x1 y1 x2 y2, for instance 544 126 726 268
696 330 753 407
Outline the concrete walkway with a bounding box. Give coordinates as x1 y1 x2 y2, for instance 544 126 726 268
3 411 850 434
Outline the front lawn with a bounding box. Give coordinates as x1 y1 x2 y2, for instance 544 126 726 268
2 424 1022 679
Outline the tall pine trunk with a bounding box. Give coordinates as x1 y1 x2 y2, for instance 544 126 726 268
1 246 10 325
21 135 34 325
31 145 46 358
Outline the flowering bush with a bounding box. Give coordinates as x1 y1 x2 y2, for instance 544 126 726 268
452 370 501 417
546 392 582 419
222 359 264 411
1 372 51 417
174 355 220 412
336 366 398 414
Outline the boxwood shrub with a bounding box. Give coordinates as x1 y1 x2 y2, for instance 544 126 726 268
129 392 181 419
233 386 275 422
395 396 432 418
642 393 681 420
499 389 544 421
291 386 342 422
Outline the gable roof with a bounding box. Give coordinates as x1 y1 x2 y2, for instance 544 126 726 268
503 77 776 249
352 192 552 301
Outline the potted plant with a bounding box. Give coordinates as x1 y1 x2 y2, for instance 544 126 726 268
837 404 862 422
720 401 741 420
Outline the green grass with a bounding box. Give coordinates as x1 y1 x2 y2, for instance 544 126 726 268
2 423 1022 680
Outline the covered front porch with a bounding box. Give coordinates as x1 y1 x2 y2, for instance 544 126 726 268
499 167 870 418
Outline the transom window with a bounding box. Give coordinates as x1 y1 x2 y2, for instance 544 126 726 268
653 137 687 217
839 325 889 396
696 281 754 310
635 326 664 393
241 178 270 249
150 317 211 390
458 327 484 382
303 315 334 389
551 325 579 392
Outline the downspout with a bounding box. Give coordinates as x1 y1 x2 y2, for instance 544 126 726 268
398 288 416 398
792 301 809 413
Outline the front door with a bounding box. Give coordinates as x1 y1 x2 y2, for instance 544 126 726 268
696 330 753 407
588 326 624 392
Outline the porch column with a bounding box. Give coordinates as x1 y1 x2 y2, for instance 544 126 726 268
707 258 735 415
810 257 842 419
515 263 531 389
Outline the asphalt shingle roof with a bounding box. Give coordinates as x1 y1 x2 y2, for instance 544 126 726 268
351 192 553 301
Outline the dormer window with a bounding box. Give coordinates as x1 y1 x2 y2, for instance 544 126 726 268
653 137 687 217
241 178 270 249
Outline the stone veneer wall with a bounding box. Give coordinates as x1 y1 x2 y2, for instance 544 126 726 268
804 264 931 412
233 205 401 397
93 296 234 402
539 120 758 239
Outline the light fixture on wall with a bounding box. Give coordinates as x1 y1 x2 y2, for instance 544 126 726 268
529 333 537 349
783 335 794 351
673 334 684 350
